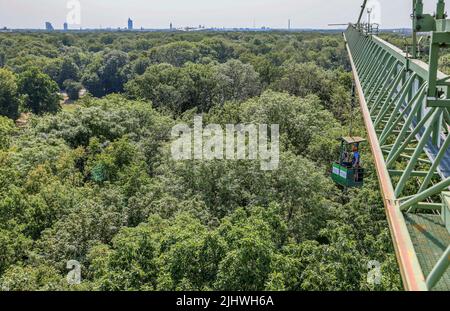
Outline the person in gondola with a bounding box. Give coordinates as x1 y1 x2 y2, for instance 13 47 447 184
341 150 350 167
352 143 361 181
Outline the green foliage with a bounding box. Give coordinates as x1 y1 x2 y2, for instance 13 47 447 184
149 41 200 67
0 225 32 275
34 95 174 148
216 59 261 101
0 68 20 119
58 58 80 87
0 264 67 291
82 50 130 97
0 30 402 292
126 63 194 112
126 60 260 113
271 62 332 102
200 38 237 63
19 67 61 114
0 116 15 149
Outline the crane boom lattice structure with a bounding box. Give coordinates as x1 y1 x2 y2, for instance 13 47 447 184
345 0 450 291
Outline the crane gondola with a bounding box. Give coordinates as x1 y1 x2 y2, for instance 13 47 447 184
331 136 366 188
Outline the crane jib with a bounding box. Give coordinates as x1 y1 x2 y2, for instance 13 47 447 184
346 0 450 291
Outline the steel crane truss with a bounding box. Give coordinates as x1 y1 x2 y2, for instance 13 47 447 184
344 25 450 291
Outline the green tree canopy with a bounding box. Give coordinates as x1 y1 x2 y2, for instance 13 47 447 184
0 68 20 119
19 67 61 114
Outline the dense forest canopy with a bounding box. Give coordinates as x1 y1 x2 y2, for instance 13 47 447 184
0 31 402 291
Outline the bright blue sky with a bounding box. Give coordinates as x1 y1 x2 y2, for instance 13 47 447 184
0 0 438 29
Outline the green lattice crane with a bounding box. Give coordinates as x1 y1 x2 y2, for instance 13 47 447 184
345 0 450 291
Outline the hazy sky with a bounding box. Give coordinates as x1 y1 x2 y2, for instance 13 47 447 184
0 0 440 30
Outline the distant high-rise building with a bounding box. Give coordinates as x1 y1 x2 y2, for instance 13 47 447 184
170 22 173 30
128 18 133 30
63 22 68 31
45 22 54 31
288 19 291 30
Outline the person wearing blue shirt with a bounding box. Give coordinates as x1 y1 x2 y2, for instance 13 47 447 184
352 150 360 166
352 144 361 181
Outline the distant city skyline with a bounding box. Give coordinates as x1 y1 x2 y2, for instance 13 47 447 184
0 0 440 30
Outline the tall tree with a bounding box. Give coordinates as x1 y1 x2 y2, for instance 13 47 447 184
125 63 193 112
0 68 20 120
82 50 130 97
58 58 80 87
217 59 261 102
19 67 61 114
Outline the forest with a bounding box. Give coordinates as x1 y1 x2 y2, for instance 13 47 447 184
0 30 403 291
